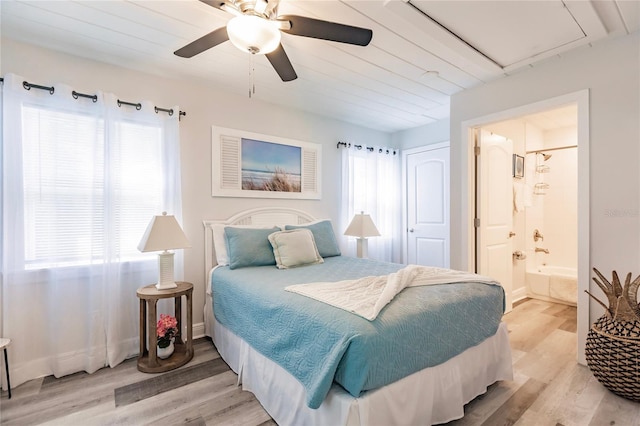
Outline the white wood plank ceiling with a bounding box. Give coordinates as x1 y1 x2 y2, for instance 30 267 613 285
1 0 638 133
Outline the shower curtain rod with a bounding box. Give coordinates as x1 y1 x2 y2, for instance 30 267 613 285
526 144 577 155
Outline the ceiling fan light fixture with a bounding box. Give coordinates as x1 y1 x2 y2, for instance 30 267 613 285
227 15 281 55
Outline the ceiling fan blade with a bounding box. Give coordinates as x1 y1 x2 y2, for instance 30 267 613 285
279 15 372 46
198 0 225 11
266 44 298 82
174 27 229 58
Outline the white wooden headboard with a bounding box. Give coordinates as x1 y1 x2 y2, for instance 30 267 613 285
203 207 316 282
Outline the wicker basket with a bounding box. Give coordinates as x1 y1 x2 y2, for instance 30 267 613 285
585 315 640 401
585 268 640 402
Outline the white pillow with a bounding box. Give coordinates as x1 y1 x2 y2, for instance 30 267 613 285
212 223 276 266
268 229 324 269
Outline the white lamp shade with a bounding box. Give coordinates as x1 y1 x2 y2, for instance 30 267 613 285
227 15 281 54
138 212 191 253
344 212 381 238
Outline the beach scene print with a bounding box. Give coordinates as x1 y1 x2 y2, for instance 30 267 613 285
241 138 302 192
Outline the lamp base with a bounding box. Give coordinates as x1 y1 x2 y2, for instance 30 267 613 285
155 281 178 290
356 238 369 259
156 251 178 290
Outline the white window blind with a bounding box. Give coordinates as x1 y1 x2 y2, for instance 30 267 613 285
21 105 163 268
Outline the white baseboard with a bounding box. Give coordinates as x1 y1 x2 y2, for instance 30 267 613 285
513 287 527 303
192 322 206 340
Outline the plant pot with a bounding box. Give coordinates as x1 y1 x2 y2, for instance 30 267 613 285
157 338 175 359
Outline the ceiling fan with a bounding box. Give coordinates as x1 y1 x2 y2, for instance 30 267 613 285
174 0 373 82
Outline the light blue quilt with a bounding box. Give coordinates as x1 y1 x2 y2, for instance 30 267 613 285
211 256 505 409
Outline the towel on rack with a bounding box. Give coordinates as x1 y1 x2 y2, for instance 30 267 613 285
513 182 525 212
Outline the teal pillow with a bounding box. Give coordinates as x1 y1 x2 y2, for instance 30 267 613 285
285 220 341 258
224 226 280 269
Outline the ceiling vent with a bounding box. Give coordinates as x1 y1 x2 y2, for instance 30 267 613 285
388 0 609 74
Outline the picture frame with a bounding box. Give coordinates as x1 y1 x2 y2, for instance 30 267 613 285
513 154 524 178
211 126 322 199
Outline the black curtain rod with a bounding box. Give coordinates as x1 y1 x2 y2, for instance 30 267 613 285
23 80 55 95
117 99 142 110
337 141 397 155
154 106 188 120
11 78 186 119
155 106 173 116
72 90 97 103
117 99 185 119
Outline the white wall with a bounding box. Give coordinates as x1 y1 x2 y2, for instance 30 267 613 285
394 118 450 150
1 38 393 332
450 32 640 329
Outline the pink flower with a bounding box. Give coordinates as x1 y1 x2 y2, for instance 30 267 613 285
156 314 178 348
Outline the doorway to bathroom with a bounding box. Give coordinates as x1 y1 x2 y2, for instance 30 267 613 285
477 104 578 310
466 90 590 364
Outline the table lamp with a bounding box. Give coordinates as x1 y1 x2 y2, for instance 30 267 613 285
344 211 380 258
138 212 191 289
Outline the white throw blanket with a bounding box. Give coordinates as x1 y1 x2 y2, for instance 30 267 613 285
285 265 499 321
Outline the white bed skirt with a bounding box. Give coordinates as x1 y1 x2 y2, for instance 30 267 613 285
211 315 513 426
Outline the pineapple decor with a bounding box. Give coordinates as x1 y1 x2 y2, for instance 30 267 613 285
585 268 640 402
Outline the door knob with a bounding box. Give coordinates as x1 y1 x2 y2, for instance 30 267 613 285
508 232 516 238
409 228 414 233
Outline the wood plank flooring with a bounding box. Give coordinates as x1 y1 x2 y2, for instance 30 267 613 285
2 298 639 425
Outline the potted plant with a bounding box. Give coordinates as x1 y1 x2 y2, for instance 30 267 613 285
156 314 178 359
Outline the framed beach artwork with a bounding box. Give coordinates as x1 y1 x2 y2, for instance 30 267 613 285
211 126 322 199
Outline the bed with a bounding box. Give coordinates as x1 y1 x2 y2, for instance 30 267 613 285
203 207 513 425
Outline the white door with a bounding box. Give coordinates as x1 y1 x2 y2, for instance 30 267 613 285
477 130 514 312
404 143 450 268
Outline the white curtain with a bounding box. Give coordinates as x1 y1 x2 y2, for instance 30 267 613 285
341 144 402 263
1 73 183 389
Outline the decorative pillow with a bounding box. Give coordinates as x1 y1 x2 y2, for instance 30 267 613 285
213 224 275 266
224 226 281 270
268 229 324 269
285 219 341 258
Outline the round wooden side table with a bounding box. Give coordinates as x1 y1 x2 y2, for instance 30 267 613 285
137 281 193 373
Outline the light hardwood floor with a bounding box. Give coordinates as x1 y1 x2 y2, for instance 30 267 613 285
1 298 639 425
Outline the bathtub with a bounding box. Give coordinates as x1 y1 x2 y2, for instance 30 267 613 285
526 265 577 305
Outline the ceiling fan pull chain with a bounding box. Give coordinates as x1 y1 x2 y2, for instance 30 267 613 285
251 54 256 97
248 54 256 98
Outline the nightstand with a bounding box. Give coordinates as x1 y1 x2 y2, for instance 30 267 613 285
137 281 193 373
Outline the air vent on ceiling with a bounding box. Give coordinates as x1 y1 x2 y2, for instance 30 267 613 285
405 0 604 70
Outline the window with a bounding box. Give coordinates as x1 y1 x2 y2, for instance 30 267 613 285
2 73 183 389
341 145 402 262
21 104 163 269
